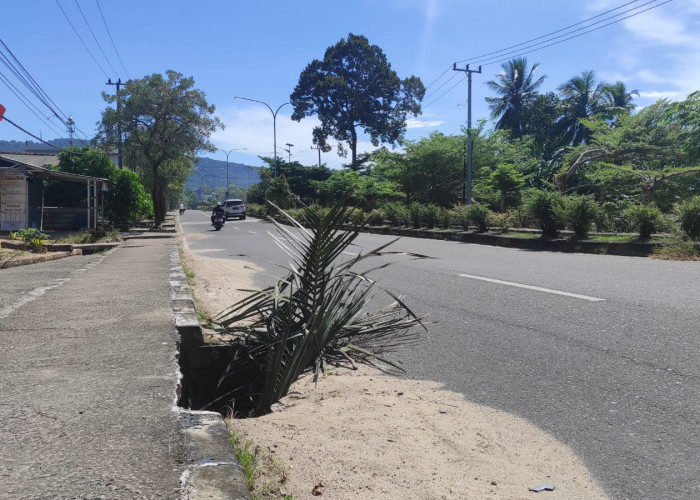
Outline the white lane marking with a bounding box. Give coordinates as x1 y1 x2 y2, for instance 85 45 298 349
248 231 257 234
342 251 359 256
457 274 605 302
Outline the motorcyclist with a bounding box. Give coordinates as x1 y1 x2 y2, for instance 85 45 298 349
211 202 225 225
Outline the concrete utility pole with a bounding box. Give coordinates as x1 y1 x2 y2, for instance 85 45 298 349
67 116 75 145
311 145 322 167
106 78 123 169
452 64 481 205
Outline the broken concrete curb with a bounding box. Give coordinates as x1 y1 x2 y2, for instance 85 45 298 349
168 244 251 500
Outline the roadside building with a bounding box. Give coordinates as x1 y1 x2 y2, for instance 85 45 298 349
0 153 107 231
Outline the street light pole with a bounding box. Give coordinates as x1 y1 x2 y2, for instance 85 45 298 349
234 96 291 177
285 143 294 163
218 147 247 198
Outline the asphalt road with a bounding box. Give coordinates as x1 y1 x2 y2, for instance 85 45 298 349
180 211 700 499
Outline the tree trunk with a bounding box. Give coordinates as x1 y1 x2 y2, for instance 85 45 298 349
500 190 507 213
350 127 357 167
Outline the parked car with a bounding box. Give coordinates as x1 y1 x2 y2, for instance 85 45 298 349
223 199 246 220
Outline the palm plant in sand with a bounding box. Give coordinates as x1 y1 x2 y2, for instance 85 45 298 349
210 193 428 416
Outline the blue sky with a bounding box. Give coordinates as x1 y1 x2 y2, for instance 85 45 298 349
1 0 698 170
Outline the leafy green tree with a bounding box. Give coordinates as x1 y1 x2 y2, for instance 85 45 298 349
290 33 425 167
521 92 563 160
107 168 152 228
97 70 222 226
45 146 150 228
488 163 525 212
485 58 546 140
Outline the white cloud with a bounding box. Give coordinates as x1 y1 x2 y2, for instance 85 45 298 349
407 118 443 129
589 1 700 103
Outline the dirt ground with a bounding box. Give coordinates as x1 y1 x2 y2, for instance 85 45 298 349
179 232 609 500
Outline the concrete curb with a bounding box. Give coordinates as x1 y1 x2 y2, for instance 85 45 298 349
0 250 74 269
168 243 251 500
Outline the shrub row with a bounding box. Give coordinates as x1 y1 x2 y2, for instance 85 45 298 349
246 194 700 240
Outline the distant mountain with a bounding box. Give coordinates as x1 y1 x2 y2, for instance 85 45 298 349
0 139 260 190
186 157 260 191
0 138 90 153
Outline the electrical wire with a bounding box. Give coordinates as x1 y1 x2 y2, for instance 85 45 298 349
456 0 649 64
74 0 119 77
0 73 65 137
0 37 92 141
0 39 70 125
420 0 672 111
469 0 671 68
96 0 130 79
55 0 111 79
0 112 62 150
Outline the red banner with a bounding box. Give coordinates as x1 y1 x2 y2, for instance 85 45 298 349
0 104 5 121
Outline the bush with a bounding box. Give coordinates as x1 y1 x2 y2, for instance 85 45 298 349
452 205 471 231
382 202 410 226
408 202 424 228
15 228 49 244
564 195 599 238
245 203 268 218
489 211 514 234
679 196 700 240
440 208 452 229
468 203 491 233
366 208 385 226
626 204 664 239
526 191 564 237
597 201 633 233
422 204 441 229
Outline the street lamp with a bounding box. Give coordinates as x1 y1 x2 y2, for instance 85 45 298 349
234 96 291 177
284 142 294 163
218 147 247 198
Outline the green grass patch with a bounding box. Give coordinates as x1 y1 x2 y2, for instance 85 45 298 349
230 429 293 499
55 229 121 244
652 240 699 261
500 231 541 239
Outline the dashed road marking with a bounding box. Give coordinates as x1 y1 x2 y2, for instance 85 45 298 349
457 274 604 302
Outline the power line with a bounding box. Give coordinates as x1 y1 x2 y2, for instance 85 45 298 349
456 0 649 64
0 111 62 150
0 73 65 137
0 37 90 141
421 0 672 110
470 0 671 68
55 0 111 79
0 39 70 125
96 0 130 79
74 0 119 77
423 71 460 101
422 75 466 110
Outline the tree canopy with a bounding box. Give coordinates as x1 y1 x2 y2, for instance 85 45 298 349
96 70 221 226
290 33 425 168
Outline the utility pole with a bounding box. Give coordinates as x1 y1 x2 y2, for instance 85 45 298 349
452 63 481 205
67 115 75 146
311 145 322 167
285 142 294 163
106 78 123 169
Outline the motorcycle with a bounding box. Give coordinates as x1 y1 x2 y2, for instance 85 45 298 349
213 214 225 231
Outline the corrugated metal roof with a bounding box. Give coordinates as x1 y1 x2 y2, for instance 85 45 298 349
0 153 108 183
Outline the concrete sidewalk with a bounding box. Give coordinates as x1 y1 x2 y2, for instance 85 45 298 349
0 235 248 499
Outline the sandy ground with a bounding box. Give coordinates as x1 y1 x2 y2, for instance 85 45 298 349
179 231 609 500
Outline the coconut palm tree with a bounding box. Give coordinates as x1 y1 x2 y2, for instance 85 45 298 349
486 58 546 140
602 81 639 115
556 70 611 146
